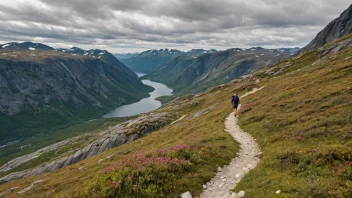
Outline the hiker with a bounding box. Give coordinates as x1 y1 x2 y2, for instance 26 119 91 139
231 93 240 117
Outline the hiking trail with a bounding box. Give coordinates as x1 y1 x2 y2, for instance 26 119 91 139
200 88 263 198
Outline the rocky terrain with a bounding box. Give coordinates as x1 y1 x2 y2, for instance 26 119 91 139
145 47 293 94
0 112 174 184
0 43 153 144
301 4 352 52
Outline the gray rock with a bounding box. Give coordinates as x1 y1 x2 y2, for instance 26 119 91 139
238 190 245 197
17 180 44 194
301 4 352 52
181 191 192 198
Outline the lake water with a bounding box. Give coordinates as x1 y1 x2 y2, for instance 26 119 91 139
103 73 173 118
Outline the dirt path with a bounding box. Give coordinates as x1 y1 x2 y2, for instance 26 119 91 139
200 88 263 198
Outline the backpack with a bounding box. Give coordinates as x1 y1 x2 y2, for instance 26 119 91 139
232 95 239 104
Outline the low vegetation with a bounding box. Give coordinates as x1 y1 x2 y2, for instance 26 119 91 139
0 79 242 197
234 48 352 197
0 117 132 174
155 95 177 105
77 144 224 197
0 38 351 198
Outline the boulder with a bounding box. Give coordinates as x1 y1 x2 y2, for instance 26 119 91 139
238 190 245 197
181 191 192 198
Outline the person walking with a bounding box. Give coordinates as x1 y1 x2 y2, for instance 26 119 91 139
231 93 240 117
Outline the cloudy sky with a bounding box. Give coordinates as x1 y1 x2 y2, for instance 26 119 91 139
0 0 351 53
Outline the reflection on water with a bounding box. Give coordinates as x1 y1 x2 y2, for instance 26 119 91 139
103 73 173 118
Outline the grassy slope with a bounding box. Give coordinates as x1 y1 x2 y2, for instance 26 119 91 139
0 43 350 197
0 81 250 197
234 49 352 197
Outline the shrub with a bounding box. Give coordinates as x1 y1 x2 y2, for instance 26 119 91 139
76 144 214 198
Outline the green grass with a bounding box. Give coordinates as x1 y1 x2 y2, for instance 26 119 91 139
0 117 133 173
0 82 243 197
155 95 177 105
234 48 352 197
0 38 351 198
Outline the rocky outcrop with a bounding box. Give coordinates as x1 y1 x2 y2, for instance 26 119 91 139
317 37 352 57
301 4 352 52
0 112 174 184
0 137 80 173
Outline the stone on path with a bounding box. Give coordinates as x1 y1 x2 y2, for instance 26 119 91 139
235 173 240 179
276 190 281 194
181 191 192 198
238 190 245 197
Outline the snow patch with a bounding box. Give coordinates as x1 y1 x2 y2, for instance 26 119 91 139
1 44 11 48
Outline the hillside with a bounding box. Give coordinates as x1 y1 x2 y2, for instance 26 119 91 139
0 33 350 197
113 53 138 60
120 49 185 74
0 44 153 145
120 49 218 74
145 47 292 94
302 4 352 52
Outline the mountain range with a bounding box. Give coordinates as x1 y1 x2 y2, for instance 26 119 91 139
144 47 298 94
0 43 152 144
0 3 351 196
0 4 351 197
113 53 139 60
120 48 218 74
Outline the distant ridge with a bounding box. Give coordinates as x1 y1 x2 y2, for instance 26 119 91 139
120 48 218 74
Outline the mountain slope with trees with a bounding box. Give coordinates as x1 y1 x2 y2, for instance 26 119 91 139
0 44 153 144
145 47 292 94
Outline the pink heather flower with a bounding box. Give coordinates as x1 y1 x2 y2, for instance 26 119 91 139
112 181 120 187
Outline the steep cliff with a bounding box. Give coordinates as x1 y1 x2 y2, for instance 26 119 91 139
0 48 153 144
301 4 352 52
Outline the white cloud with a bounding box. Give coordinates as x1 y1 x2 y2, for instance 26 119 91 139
0 0 350 52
